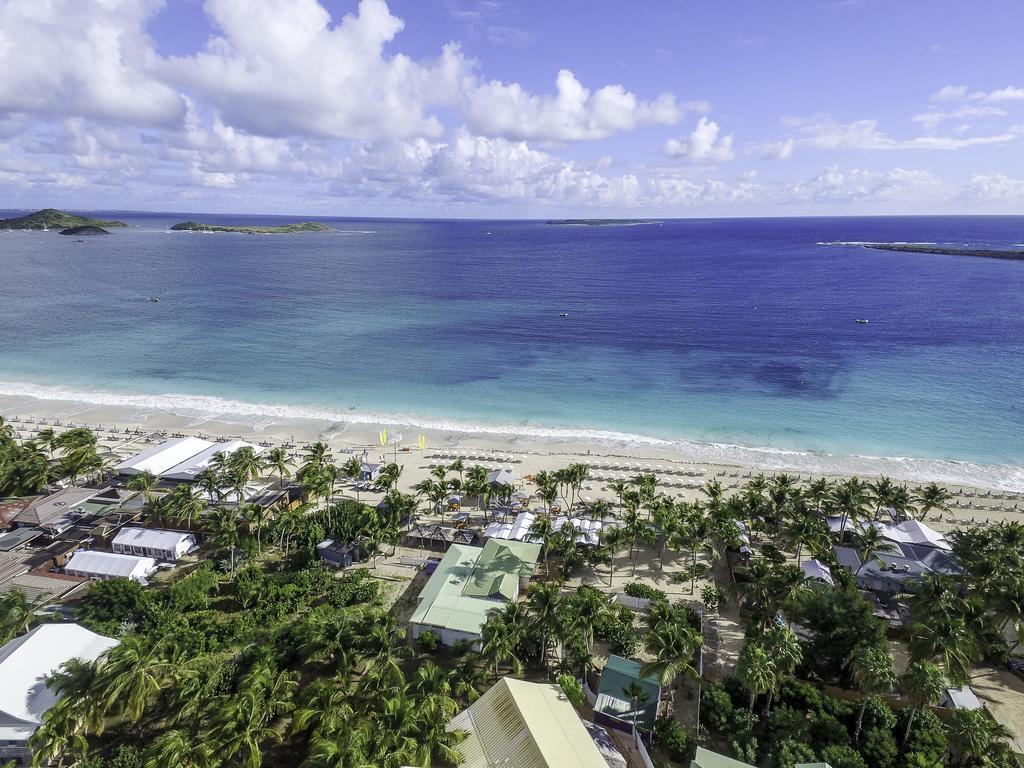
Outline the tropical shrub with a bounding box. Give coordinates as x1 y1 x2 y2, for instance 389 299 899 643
76 578 151 634
653 715 690 762
858 727 897 768
624 581 667 602
903 709 948 765
774 739 816 768
700 682 734 731
557 674 585 709
418 630 440 654
701 584 726 612
819 744 867 768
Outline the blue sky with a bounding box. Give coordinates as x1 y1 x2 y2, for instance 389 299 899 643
1 0 1022 217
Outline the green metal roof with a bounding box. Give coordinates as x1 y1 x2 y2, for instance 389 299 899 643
410 541 540 636
594 655 661 730
691 747 757 768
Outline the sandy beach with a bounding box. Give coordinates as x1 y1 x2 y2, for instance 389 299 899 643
3 391 1023 529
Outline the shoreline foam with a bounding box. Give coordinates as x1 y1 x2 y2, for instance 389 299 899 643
1 379 1022 492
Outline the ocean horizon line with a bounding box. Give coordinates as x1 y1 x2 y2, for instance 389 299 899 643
2 378 1022 493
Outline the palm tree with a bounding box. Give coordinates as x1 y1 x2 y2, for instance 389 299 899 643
622 681 650 731
36 427 58 458
194 467 222 503
762 626 802 716
528 514 555 576
640 620 702 687
480 601 527 678
264 447 293 485
127 470 160 505
853 524 898 574
375 462 403 493
210 507 242 575
670 507 712 594
736 643 775 723
0 589 38 643
244 503 271 554
526 582 561 672
143 730 217 768
916 483 953 522
900 660 949 748
98 636 172 722
833 476 871 541
299 441 330 477
622 508 655 577
599 526 628 587
783 505 828 566
848 645 897 741
164 483 206 529
947 708 1011 766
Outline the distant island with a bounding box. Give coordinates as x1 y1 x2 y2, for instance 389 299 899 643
170 221 334 234
546 218 658 226
59 225 110 236
0 208 127 230
827 241 1024 261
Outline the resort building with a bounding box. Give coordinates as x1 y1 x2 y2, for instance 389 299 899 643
409 539 540 648
111 527 197 561
485 468 516 487
64 550 158 583
690 749 830 768
316 539 360 568
113 436 214 477
447 677 611 768
593 655 663 733
484 511 615 547
800 558 835 586
12 487 102 532
160 440 263 482
0 623 117 766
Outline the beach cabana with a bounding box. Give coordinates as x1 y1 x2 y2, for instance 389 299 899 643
113 437 214 477
486 468 516 487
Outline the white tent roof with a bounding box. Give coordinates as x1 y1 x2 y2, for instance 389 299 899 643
114 437 213 477
484 511 617 546
161 440 262 481
112 527 195 553
486 468 516 486
65 550 157 582
880 520 951 551
942 685 982 710
801 558 835 585
0 624 117 740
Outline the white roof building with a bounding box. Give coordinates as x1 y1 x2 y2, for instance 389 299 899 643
801 558 835 586
113 437 214 477
0 624 117 754
64 550 158 583
878 520 951 551
161 441 263 482
112 528 196 561
484 511 616 546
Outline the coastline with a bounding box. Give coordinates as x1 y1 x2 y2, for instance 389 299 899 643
1 381 1022 494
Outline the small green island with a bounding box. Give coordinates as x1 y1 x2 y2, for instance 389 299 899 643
170 221 333 234
59 225 111 236
0 208 127 230
546 218 659 226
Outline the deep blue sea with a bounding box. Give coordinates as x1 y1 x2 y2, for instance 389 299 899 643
1 212 1022 472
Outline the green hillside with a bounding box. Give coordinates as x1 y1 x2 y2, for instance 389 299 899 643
0 208 128 230
170 221 333 234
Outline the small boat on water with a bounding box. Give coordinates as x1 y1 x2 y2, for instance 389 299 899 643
147 297 160 303
856 318 869 324
559 312 569 318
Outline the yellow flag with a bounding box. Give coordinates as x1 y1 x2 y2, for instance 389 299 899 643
379 429 388 446
418 434 426 450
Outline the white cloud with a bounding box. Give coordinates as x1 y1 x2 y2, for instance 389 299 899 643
663 117 735 162
783 165 947 205
930 84 1024 103
791 116 1020 151
463 69 681 142
912 105 1007 132
751 138 795 160
963 173 1024 200
0 0 184 126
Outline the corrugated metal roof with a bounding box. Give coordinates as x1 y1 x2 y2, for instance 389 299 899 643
410 541 538 636
595 655 661 730
691 747 757 768
112 527 195 552
448 678 607 768
65 550 156 581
